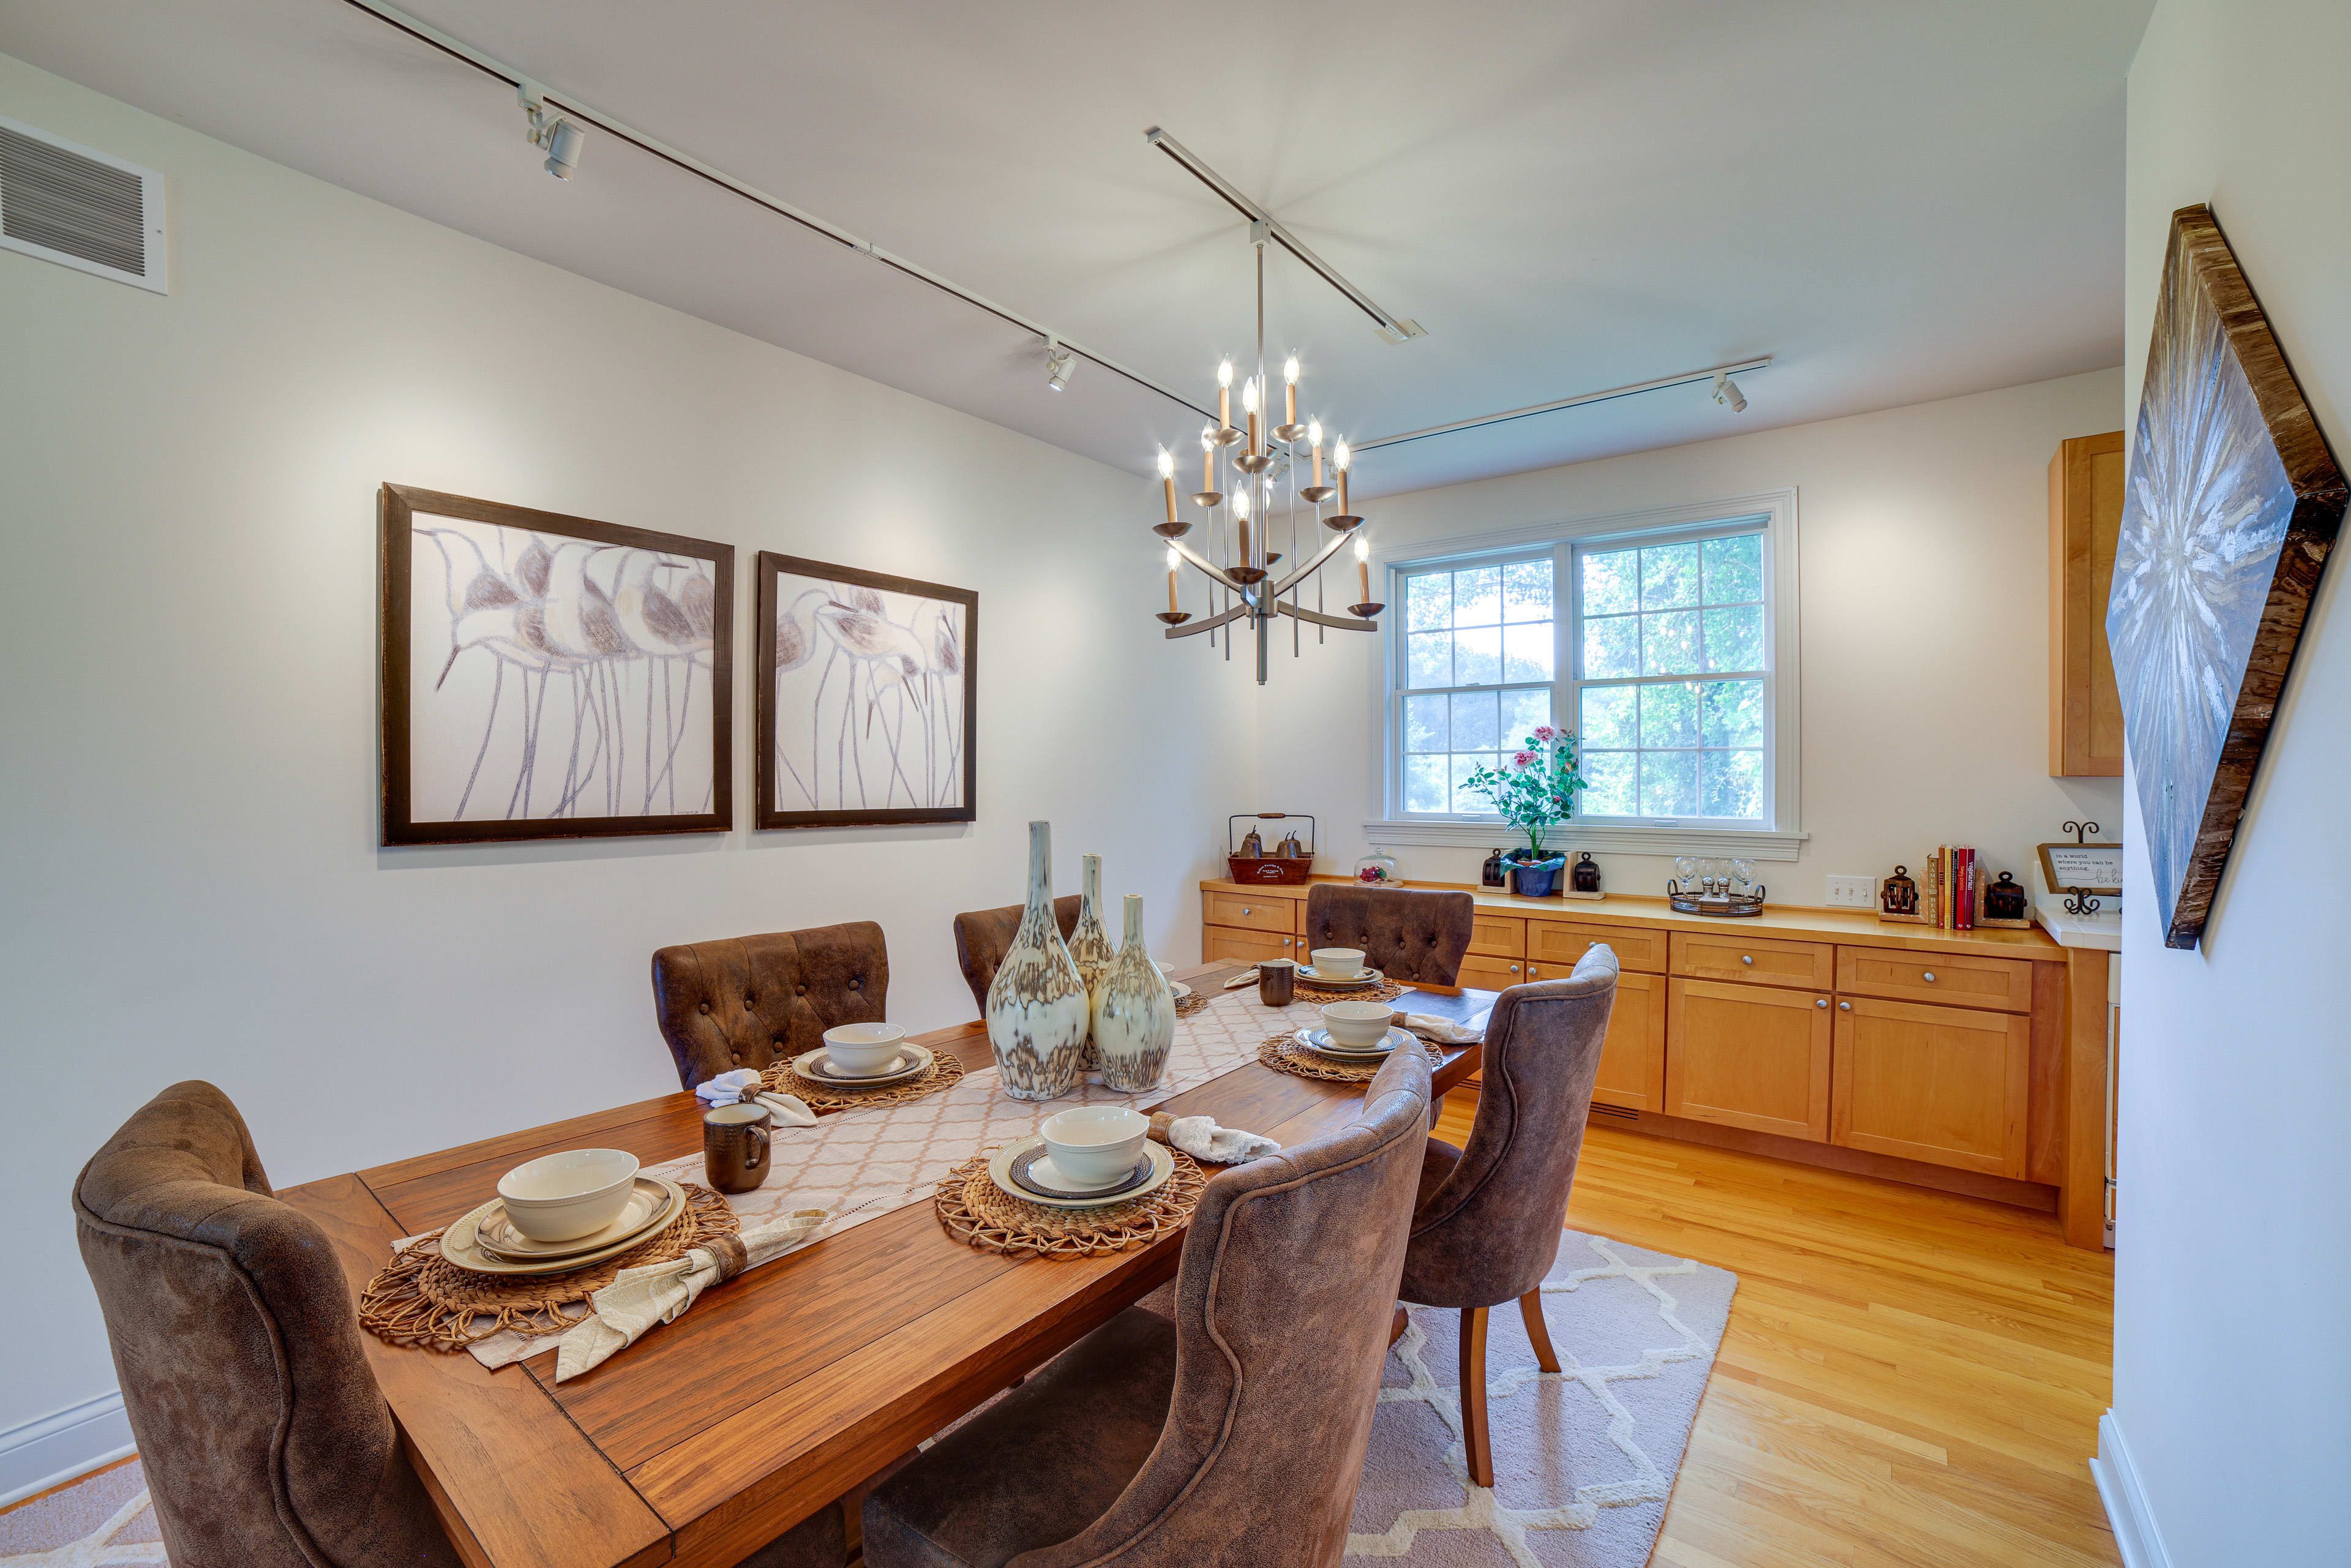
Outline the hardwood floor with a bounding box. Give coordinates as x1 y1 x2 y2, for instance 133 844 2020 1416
1433 1100 2120 1567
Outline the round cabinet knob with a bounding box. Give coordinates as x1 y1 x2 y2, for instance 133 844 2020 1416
1509 964 1520 973
1839 1001 1851 1011
1240 907 1251 915
1528 967 1540 978
1922 971 1937 983
1815 997 1829 1008
1741 955 1755 966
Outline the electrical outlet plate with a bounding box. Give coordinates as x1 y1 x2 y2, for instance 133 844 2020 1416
1825 875 1875 909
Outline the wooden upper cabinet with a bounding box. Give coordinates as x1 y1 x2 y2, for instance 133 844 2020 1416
1664 978 1833 1142
1832 996 2029 1177
1528 918 1667 974
1671 931 1836 991
2050 431 2127 777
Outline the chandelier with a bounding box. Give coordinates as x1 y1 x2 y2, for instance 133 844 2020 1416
1150 223 1381 684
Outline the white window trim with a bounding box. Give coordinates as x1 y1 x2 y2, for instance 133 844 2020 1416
1362 488 1806 861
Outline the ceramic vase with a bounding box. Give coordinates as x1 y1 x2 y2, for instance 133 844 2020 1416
1066 853 1116 1070
1091 894 1176 1093
984 821 1090 1100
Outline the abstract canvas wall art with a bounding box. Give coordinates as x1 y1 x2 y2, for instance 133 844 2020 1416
379 485 734 845
755 553 975 828
2108 206 2345 948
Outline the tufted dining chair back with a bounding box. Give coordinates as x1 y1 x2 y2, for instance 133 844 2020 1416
73 1081 462 1568
651 922 890 1090
1013 1046 1431 1568
951 895 1081 1015
1302 884 1475 987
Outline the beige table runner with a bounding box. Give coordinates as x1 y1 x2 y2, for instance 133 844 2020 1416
463 983 1352 1368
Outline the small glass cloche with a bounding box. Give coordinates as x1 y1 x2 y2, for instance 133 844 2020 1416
1354 849 1401 885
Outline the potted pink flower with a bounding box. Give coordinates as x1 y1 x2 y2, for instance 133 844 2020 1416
1461 726 1588 897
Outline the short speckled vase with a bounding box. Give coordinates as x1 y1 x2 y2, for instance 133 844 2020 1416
983 820 1090 1101
1091 894 1176 1092
1067 853 1116 1070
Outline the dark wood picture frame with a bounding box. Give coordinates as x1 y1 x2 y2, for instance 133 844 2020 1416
2110 206 2346 947
755 552 977 829
379 484 734 846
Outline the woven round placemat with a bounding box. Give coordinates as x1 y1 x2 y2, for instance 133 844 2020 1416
762 1048 966 1113
1293 977 1409 1005
358 1184 738 1352
1173 988 1213 1018
936 1145 1208 1258
1256 1029 1441 1084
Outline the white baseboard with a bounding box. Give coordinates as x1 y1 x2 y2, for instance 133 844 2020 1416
0 1391 134 1509
2090 1409 2172 1568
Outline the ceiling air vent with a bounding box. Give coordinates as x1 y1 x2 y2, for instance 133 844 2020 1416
0 113 167 294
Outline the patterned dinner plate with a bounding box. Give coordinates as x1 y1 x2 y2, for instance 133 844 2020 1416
987 1136 1175 1210
1006 1143 1155 1201
442 1176 686 1275
1296 966 1386 990
790 1042 934 1089
1294 1026 1412 1059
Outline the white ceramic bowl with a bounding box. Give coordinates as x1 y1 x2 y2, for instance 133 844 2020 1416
1040 1105 1150 1188
1309 947 1367 980
496 1149 640 1242
823 1021 908 1076
1320 1000 1393 1049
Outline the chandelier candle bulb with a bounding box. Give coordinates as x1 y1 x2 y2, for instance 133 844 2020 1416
1242 377 1261 454
1356 536 1370 602
1157 450 1178 525
1166 547 1179 613
1217 359 1233 433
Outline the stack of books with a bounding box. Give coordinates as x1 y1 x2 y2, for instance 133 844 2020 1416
1925 846 1978 929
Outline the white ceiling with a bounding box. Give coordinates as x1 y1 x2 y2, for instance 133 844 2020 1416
2 0 2152 495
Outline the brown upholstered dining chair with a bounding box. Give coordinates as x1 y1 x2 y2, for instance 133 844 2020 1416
651 921 890 1090
862 1046 1433 1568
951 895 1080 1015
1398 946 1618 1485
75 1081 850 1568
1303 883 1475 987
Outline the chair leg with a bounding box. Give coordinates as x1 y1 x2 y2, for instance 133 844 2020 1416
1519 1288 1562 1374
1459 1305 1494 1487
1389 1304 1410 1347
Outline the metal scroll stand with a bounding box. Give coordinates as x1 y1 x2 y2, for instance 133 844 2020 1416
2059 820 2102 915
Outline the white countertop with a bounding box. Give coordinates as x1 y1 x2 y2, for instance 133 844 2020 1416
2034 898 2122 951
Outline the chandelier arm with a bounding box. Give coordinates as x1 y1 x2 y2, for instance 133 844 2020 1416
1169 536 1247 593
1267 527 1357 599
1165 603 1250 639
1276 601 1378 632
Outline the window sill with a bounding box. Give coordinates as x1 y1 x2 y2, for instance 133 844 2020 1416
1362 819 1809 861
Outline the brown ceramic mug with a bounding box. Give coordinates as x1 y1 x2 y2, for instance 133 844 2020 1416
703 1103 772 1195
1257 957 1297 1008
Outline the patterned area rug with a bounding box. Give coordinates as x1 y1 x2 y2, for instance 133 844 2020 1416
1354 1231 1737 1566
6 1232 1728 1568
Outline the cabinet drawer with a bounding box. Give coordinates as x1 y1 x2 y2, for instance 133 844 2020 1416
1671 931 1835 989
1832 995 2029 1177
1203 894 1295 936
1458 955 1529 990
1529 919 1667 973
1835 947 2033 1013
1468 915 1526 958
1665 978 1832 1141
1592 969 1667 1112
1203 925 1295 966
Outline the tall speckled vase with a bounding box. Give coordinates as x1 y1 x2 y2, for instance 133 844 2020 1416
1067 853 1116 1070
984 821 1090 1101
1092 895 1176 1093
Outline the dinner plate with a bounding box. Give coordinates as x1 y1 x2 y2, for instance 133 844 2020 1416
1007 1144 1155 1201
1297 966 1385 991
475 1177 678 1259
1294 1026 1414 1059
988 1136 1174 1210
791 1042 934 1089
441 1176 688 1276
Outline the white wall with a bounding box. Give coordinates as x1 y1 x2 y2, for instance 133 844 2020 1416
2104 3 2351 1562
0 54 1255 1494
1259 370 2128 902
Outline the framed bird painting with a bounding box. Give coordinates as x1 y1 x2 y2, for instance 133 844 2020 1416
378 484 735 846
755 553 977 829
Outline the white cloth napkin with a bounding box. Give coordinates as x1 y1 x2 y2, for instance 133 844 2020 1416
1221 968 1261 989
694 1068 763 1106
1395 1011 1486 1045
1162 1115 1280 1165
553 1207 829 1381
751 1092 817 1127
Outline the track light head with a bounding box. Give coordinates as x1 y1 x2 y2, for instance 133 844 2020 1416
519 80 586 179
1045 339 1075 391
1712 372 1747 413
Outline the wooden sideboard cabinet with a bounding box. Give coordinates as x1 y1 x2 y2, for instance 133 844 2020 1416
1199 876 2108 1248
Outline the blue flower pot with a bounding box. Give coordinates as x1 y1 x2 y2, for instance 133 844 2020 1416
1512 863 1559 898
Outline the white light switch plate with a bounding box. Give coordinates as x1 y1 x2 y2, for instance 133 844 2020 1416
1825 875 1875 909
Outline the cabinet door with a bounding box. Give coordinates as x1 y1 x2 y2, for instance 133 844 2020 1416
1664 979 1832 1141
1458 955 1526 991
1202 926 1293 966
1528 919 1667 973
1203 893 1294 936
1592 970 1667 1112
1468 915 1526 958
1832 996 2029 1177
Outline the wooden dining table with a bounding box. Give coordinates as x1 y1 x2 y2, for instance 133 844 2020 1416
280 963 1491 1568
